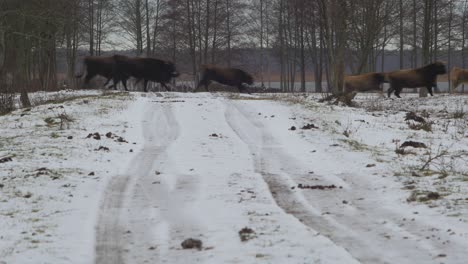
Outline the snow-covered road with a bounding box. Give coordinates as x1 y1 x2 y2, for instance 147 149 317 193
1 91 467 264
94 92 468 264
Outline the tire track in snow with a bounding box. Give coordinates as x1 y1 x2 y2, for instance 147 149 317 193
94 101 180 264
225 100 466 264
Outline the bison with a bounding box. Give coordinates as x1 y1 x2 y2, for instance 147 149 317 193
450 67 468 91
196 65 254 93
113 56 179 92
386 61 447 98
344 72 386 94
75 55 128 89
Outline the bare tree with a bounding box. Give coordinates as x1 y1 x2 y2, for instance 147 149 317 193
318 0 351 94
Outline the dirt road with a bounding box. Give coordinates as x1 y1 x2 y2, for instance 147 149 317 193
94 93 468 264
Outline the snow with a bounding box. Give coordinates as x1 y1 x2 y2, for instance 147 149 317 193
1 91 467 264
1 90 146 263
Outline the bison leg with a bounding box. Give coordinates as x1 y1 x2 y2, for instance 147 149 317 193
111 76 121 90
196 79 210 92
103 78 113 88
84 73 96 84
395 87 403 98
427 85 434 96
238 85 250 94
122 78 128 91
161 83 171 92
143 80 149 92
387 86 395 98
451 79 459 92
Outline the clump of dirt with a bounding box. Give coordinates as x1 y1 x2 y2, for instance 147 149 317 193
30 167 61 180
400 141 427 149
35 167 49 176
115 137 128 143
301 123 319 130
239 227 256 242
47 105 64 110
181 238 203 250
297 184 341 190
105 132 128 143
405 112 426 123
319 92 357 106
87 132 101 140
94 146 110 152
405 112 432 132
0 156 13 163
407 122 432 132
407 191 441 202
152 100 186 103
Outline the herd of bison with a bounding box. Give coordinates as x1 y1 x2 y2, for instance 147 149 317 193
75 54 253 93
76 55 468 97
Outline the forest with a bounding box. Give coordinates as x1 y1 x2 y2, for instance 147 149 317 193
1 0 468 109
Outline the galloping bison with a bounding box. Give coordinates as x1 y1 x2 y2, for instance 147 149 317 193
386 61 447 98
113 56 179 92
344 72 386 94
450 67 468 91
196 65 253 93
75 56 126 89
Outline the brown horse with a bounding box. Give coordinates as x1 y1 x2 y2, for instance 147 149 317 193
386 61 447 98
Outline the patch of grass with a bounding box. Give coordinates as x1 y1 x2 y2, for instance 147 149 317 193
1 210 18 217
44 112 75 129
32 91 130 109
57 112 75 129
363 97 385 112
50 132 60 138
407 121 432 132
339 138 371 152
228 95 278 101
453 110 465 119
452 101 465 119
407 190 441 203
44 117 58 127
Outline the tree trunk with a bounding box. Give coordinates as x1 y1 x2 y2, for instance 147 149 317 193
89 0 94 55
399 0 404 69
226 0 232 67
299 1 306 93
421 0 433 97
448 1 453 93
145 0 151 56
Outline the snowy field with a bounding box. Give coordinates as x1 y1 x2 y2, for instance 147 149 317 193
0 90 467 264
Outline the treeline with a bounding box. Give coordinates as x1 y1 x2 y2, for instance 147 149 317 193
1 0 468 102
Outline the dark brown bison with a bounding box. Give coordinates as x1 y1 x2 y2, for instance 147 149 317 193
450 67 468 91
386 61 447 98
196 65 254 93
75 55 127 89
113 56 179 92
344 72 386 94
